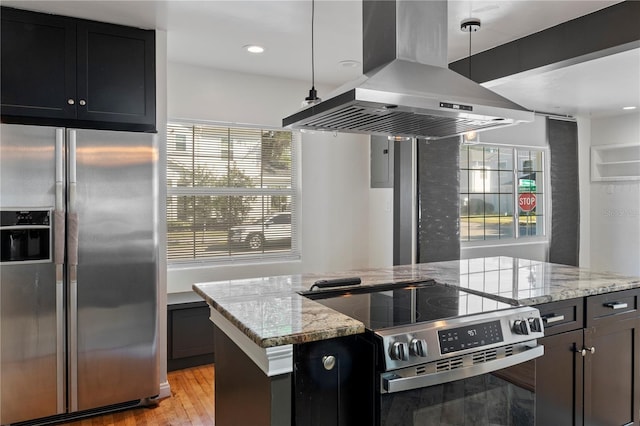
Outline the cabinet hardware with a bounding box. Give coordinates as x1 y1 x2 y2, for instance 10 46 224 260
79 100 86 106
604 302 628 310
543 314 565 324
67 99 75 105
322 355 336 371
575 346 596 356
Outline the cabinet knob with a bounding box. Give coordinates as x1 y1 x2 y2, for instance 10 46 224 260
576 346 595 356
67 99 75 105
79 99 87 106
322 355 336 371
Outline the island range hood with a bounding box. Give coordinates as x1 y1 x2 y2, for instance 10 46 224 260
283 0 534 139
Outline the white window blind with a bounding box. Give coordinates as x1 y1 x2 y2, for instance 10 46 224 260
166 122 299 263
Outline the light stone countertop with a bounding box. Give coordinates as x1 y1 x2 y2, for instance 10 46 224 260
192 256 640 349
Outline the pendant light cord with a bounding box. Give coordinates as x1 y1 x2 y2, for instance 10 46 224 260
311 0 316 90
468 28 472 79
303 0 319 104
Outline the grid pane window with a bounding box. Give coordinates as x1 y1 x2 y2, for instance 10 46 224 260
167 123 298 262
460 145 545 242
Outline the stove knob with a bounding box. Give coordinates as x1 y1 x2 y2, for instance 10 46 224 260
410 338 428 357
513 319 529 335
528 317 542 333
390 342 408 361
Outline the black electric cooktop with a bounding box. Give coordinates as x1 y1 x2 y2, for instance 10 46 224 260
305 281 516 330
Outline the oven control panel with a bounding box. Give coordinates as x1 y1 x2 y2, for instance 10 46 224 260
377 306 544 371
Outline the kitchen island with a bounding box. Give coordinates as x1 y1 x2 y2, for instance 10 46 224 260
193 257 640 425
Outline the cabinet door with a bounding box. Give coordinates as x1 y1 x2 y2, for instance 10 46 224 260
77 21 155 125
584 318 640 426
170 306 215 359
1 7 76 118
294 336 376 426
536 329 584 426
76 20 155 128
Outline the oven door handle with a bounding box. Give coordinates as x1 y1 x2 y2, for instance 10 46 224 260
381 344 544 394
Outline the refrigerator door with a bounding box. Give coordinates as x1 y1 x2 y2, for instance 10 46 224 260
0 124 65 423
68 129 159 411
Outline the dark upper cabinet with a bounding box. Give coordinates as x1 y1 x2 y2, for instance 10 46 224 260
1 7 155 132
0 9 76 119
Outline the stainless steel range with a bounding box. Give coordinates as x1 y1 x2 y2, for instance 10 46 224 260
305 279 544 425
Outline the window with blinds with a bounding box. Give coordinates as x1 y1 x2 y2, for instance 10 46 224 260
166 123 299 262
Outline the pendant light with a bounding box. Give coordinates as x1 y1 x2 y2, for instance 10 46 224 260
460 17 481 80
460 17 481 144
301 0 321 107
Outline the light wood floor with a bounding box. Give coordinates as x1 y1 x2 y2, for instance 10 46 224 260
59 364 215 425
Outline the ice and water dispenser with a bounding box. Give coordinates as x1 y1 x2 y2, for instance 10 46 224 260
0 209 52 263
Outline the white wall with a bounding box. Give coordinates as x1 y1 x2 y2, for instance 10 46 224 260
577 116 592 268
589 112 640 276
460 115 549 261
155 29 170 398
167 62 390 292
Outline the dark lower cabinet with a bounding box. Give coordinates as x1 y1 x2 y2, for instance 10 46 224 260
535 289 640 426
583 290 640 426
167 293 215 371
293 335 377 426
1 7 155 131
536 329 584 425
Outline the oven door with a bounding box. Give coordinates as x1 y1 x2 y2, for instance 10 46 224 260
379 355 539 426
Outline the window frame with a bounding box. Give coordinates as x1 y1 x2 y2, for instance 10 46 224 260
166 119 301 265
459 142 550 246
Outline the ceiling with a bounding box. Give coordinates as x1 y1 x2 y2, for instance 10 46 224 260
2 0 638 118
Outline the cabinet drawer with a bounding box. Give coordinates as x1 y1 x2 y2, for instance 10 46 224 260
535 299 584 336
586 289 639 327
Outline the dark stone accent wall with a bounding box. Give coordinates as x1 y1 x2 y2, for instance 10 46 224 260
393 139 414 265
416 137 460 262
548 118 580 266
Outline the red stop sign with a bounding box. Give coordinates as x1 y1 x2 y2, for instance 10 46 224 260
519 193 537 212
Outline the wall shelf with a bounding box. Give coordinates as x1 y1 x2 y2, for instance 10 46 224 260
591 143 640 181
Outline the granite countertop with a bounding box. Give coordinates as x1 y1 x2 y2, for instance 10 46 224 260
192 256 640 349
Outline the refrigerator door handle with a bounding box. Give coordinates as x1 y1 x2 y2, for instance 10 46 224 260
67 129 79 412
55 128 66 414
68 129 77 213
69 276 78 412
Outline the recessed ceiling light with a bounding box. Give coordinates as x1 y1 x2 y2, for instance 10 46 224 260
623 106 637 110
339 60 360 68
243 45 264 54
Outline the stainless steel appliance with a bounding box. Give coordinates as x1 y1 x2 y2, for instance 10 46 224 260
0 123 159 425
283 0 534 139
305 280 544 425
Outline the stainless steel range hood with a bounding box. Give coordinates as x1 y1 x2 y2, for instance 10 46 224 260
283 0 534 139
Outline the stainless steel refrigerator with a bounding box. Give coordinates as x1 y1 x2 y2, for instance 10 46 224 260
0 123 159 424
